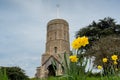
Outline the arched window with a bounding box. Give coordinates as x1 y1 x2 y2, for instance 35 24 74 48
54 47 57 53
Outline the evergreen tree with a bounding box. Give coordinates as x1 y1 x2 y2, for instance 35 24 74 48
1 67 29 80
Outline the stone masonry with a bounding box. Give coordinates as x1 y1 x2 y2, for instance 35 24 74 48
35 19 70 78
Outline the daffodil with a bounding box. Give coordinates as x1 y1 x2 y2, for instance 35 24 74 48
76 37 82 46
81 36 89 47
111 55 118 61
71 39 81 49
69 55 78 62
97 65 102 70
102 58 108 63
71 36 89 49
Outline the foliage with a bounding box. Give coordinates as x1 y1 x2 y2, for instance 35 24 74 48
76 17 120 55
75 17 120 73
96 54 120 76
86 35 120 73
0 67 8 80
76 17 120 48
1 66 29 80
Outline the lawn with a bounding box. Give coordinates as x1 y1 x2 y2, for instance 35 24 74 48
30 75 120 80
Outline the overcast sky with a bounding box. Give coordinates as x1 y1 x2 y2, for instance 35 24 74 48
0 0 120 77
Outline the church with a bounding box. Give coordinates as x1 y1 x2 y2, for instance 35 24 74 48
35 18 70 78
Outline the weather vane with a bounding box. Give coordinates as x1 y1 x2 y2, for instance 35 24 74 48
56 4 60 18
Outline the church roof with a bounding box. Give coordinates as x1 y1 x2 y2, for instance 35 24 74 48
42 55 62 66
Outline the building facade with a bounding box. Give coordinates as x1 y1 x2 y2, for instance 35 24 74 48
35 19 70 78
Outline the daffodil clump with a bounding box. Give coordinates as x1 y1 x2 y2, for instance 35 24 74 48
97 54 119 74
67 36 89 79
70 36 89 62
71 36 89 50
97 58 108 70
111 54 118 65
97 57 108 70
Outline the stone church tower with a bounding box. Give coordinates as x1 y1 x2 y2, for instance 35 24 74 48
35 19 70 78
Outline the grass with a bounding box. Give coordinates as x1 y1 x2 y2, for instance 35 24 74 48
0 67 120 80
30 76 120 80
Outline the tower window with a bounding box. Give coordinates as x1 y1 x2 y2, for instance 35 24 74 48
54 47 57 53
50 37 52 40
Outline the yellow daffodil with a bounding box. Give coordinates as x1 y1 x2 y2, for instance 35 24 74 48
71 36 89 49
81 36 89 47
71 39 81 49
102 58 108 63
111 55 118 61
76 37 82 46
69 55 78 62
97 65 102 70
